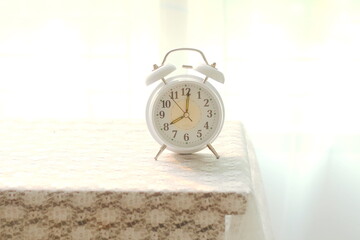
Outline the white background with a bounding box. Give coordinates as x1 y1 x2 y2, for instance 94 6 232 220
0 1 359 239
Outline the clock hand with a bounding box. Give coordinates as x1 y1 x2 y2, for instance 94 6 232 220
170 115 185 125
183 112 193 122
186 93 190 113
182 94 193 122
170 96 186 113
169 95 192 122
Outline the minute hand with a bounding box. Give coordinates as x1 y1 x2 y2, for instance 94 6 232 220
186 93 190 112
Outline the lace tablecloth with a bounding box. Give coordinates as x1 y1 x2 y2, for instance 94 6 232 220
0 120 271 240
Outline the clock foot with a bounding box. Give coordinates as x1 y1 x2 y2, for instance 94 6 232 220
207 144 220 159
154 144 167 161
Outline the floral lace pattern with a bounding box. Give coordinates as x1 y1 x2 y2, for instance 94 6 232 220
0 191 247 239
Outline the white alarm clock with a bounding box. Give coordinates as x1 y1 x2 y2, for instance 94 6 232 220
145 48 225 160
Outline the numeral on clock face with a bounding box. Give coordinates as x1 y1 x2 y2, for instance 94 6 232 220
170 91 178 99
184 133 189 141
160 100 171 108
153 81 221 149
182 88 190 96
204 99 210 107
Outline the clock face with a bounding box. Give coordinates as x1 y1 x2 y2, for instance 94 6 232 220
147 76 224 153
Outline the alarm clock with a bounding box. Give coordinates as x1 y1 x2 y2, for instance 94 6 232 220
145 48 225 160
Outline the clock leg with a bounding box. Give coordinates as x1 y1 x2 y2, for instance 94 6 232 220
207 144 220 159
154 144 167 161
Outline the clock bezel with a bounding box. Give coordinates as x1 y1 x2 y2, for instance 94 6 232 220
146 74 224 154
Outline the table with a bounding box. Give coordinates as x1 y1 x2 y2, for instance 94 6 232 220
0 120 272 240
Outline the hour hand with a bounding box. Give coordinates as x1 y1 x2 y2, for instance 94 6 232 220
170 115 184 125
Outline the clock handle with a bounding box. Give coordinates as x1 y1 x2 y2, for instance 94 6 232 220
160 48 225 84
147 48 225 86
161 48 209 66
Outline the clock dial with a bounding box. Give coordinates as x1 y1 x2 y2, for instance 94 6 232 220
152 80 222 150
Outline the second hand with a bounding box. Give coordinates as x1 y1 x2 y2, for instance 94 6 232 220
170 96 185 113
